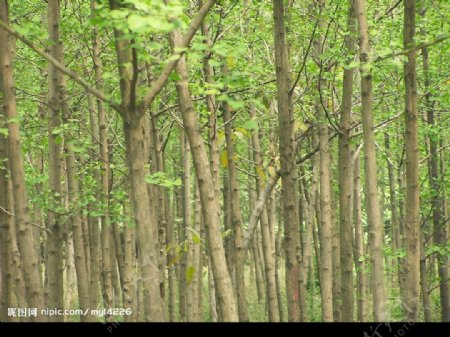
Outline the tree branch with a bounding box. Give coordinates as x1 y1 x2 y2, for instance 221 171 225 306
244 171 280 249
374 34 450 63
0 18 121 112
138 0 217 116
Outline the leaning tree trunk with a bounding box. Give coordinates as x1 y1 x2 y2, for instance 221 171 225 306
169 28 238 322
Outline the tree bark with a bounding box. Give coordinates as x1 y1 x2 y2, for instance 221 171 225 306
0 0 46 320
222 76 249 321
353 147 367 321
338 0 356 322
0 115 10 322
179 132 190 321
169 28 238 321
421 22 450 322
62 77 94 321
248 106 280 321
272 0 301 322
354 0 386 320
402 0 420 321
46 0 64 319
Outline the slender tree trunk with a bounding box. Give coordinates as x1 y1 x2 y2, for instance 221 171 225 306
275 215 285 322
0 122 11 321
422 36 450 325
317 111 334 322
197 189 205 320
64 230 76 316
272 0 301 321
8 178 27 315
64 112 94 321
187 181 202 321
91 3 114 318
109 0 164 320
121 201 136 321
169 28 238 321
353 147 367 322
249 105 280 321
208 257 218 322
0 0 46 320
179 132 190 321
385 132 402 293
46 0 64 319
222 69 249 322
338 0 356 322
354 0 386 320
165 164 176 322
402 0 420 321
223 167 234 282
420 230 432 321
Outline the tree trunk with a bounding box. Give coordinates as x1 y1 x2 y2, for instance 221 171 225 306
422 29 450 324
338 0 355 322
222 68 249 322
354 0 386 320
0 0 46 320
249 105 280 321
123 119 164 321
64 109 94 321
384 132 402 293
179 132 190 320
46 0 64 318
402 0 420 321
0 119 11 322
169 28 238 321
122 202 136 322
109 0 164 320
272 0 301 321
187 181 202 321
353 147 367 322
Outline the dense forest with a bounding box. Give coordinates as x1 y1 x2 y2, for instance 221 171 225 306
0 0 448 323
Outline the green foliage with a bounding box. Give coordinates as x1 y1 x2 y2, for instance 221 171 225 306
186 266 196 285
145 171 181 189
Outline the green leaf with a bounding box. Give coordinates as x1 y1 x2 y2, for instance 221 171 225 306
192 233 201 245
343 60 360 70
127 14 148 32
208 59 221 67
243 119 258 131
186 266 196 285
0 128 8 137
109 9 129 20
168 54 181 62
220 150 228 168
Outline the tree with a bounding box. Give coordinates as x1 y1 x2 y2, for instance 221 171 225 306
272 0 301 322
402 0 420 321
0 0 46 321
354 0 386 320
